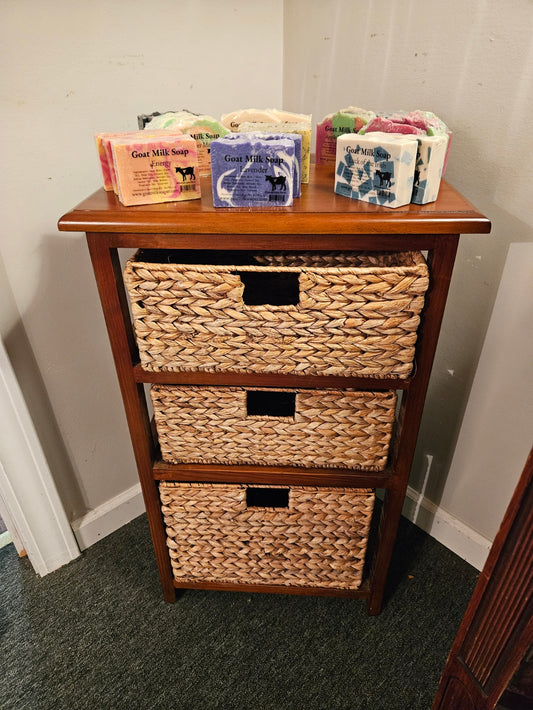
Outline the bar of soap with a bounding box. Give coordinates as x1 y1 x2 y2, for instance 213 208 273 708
238 127 302 196
221 108 311 131
316 106 375 165
95 132 119 190
411 110 452 175
96 130 183 193
359 109 452 175
360 115 426 135
110 134 200 206
210 133 295 207
222 109 311 182
411 134 448 204
137 109 229 176
335 132 418 208
220 108 278 130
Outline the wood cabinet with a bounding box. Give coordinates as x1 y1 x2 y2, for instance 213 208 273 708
433 448 532 709
58 165 490 615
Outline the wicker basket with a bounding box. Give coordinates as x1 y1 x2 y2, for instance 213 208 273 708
151 385 396 470
124 250 429 378
159 482 375 590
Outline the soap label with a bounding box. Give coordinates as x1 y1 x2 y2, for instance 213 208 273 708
111 135 200 206
334 133 417 208
211 136 295 207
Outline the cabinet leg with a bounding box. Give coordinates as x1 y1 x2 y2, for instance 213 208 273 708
366 595 383 616
366 489 406 615
162 585 177 603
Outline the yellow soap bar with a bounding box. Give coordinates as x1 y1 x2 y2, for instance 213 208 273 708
110 134 200 206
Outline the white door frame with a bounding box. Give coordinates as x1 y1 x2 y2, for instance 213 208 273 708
0 338 80 575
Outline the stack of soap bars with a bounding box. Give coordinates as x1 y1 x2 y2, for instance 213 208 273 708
317 107 451 207
334 131 448 208
95 130 201 206
221 108 312 183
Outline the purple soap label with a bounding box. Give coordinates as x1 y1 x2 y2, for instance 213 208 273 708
210 134 295 207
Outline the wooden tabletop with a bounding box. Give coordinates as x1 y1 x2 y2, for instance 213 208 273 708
58 164 491 236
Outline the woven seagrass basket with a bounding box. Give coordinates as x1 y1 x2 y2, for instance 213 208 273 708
159 482 375 590
124 250 429 378
151 385 396 470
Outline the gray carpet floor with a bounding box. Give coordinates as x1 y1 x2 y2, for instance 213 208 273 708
0 513 478 710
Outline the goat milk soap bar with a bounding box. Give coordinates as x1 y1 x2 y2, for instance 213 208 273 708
210 133 295 207
222 109 312 182
111 134 200 206
96 130 184 193
138 110 229 176
411 134 447 204
316 107 375 165
335 132 418 208
220 108 311 131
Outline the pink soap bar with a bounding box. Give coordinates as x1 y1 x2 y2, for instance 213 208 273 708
110 135 200 206
362 116 425 135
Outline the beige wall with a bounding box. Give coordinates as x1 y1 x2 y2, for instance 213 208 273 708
283 0 533 542
1 0 531 552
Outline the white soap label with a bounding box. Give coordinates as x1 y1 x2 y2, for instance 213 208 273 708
335 134 417 209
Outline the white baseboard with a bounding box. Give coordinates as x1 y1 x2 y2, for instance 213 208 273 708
71 483 145 551
403 486 491 571
71 481 492 572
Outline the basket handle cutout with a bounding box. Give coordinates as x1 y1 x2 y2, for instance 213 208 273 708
246 487 289 509
246 390 296 418
235 271 300 306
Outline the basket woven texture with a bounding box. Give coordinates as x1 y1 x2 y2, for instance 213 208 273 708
159 482 375 589
151 386 396 470
124 251 429 378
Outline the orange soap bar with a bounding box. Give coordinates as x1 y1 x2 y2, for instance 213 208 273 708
111 135 200 206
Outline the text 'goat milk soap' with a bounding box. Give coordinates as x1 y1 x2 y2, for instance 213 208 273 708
335 132 418 208
111 134 200 206
411 134 448 204
210 133 295 207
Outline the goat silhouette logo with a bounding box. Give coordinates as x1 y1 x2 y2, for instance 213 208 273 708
375 170 392 188
175 166 196 181
265 175 287 192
